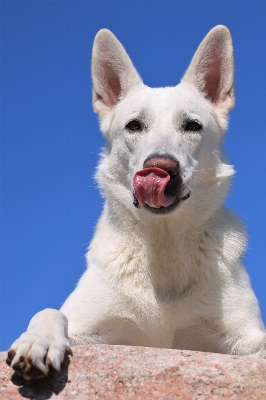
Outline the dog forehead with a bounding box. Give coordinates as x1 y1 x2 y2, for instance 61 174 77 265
117 84 212 120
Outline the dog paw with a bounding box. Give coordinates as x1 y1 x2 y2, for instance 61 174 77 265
6 331 72 380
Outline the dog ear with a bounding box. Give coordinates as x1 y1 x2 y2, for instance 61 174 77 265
92 29 143 117
182 26 235 113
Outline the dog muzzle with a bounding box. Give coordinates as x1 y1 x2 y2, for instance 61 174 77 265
133 167 190 210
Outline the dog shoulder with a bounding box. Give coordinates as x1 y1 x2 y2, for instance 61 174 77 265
201 207 247 269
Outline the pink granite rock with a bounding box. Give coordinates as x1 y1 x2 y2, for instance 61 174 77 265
1 345 266 399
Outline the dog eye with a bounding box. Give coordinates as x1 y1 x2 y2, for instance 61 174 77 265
126 120 142 131
184 120 202 131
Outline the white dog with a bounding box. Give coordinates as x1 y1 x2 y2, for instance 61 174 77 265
7 26 266 380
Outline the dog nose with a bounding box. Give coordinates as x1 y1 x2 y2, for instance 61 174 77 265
143 157 179 176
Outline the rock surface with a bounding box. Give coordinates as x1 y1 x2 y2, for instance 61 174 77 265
1 345 266 399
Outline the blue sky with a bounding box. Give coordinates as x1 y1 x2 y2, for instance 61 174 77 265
1 0 266 350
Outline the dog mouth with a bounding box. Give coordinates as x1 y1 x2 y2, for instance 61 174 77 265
133 167 190 214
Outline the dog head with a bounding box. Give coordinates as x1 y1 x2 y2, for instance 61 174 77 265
92 26 235 217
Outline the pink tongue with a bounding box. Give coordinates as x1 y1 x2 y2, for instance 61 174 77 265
133 167 176 208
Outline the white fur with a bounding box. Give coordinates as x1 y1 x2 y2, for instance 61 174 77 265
7 26 266 379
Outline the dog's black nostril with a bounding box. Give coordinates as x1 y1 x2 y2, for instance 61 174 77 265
167 170 176 179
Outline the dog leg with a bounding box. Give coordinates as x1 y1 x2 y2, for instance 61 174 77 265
6 308 71 380
225 331 266 358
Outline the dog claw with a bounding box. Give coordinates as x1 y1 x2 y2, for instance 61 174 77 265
6 350 15 366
